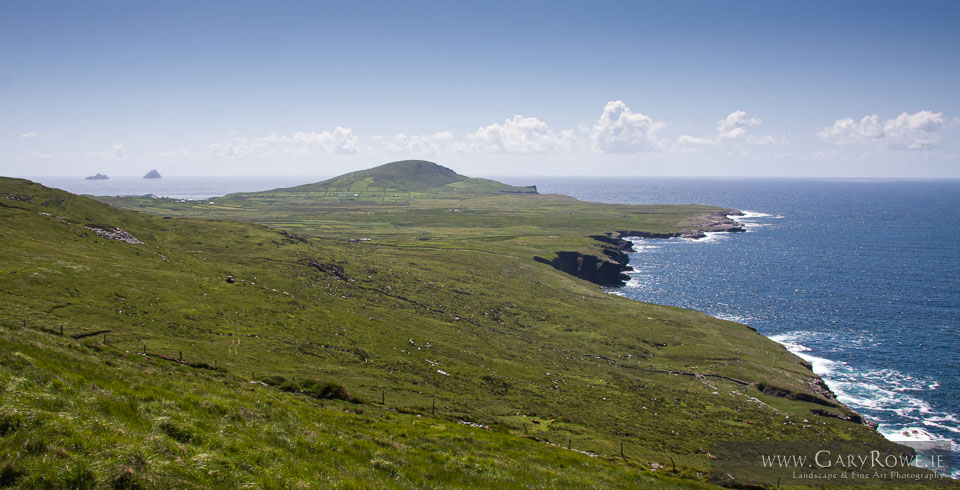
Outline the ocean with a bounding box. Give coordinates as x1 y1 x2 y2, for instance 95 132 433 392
30 175 960 476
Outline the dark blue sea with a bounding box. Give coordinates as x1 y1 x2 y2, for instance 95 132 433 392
33 175 960 477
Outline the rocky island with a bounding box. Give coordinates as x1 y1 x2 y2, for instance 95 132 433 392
142 169 162 179
84 172 109 180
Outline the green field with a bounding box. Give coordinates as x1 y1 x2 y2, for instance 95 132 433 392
0 161 926 488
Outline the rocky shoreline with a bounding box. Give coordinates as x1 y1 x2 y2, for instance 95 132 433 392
540 209 885 432
538 209 882 432
537 209 746 286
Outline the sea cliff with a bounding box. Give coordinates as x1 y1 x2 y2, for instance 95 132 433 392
538 209 746 286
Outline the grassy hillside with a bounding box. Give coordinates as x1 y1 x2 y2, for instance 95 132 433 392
1 318 708 488
1 173 912 487
96 161 724 259
281 160 471 193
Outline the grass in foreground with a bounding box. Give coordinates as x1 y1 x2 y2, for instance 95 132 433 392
0 324 707 489
0 168 919 487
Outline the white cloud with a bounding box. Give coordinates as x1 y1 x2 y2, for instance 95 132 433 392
210 127 359 159
20 132 39 139
818 115 883 144
715 110 762 140
469 115 577 153
293 128 359 154
592 100 665 153
818 111 946 150
385 131 457 155
676 110 775 147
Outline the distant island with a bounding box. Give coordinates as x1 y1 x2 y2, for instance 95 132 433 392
143 169 162 179
85 173 109 180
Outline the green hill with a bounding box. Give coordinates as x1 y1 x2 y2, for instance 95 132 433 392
275 160 531 194
248 160 536 201
1 172 910 487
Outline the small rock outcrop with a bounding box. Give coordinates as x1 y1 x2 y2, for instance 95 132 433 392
535 251 630 286
143 169 163 179
810 408 878 427
85 226 144 244
85 173 109 180
755 382 838 408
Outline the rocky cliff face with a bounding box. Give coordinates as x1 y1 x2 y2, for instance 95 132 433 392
534 233 634 286
536 250 630 286
538 210 746 286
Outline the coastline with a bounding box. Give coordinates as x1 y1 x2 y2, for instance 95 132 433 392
771 332 960 479
537 208 746 286
608 211 879 423
607 210 959 479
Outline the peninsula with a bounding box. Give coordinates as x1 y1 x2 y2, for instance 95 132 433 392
0 161 907 487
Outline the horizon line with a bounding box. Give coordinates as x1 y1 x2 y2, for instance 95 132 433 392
13 174 960 181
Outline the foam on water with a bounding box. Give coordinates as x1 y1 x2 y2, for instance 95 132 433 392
729 211 777 232
927 416 960 435
771 330 958 477
622 275 643 289
770 332 842 376
734 210 773 219
685 231 729 243
629 241 662 251
741 222 771 231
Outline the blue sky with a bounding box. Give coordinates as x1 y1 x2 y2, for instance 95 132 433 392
2 1 959 177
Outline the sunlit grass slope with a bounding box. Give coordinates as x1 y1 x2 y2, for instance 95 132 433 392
1 172 901 487
0 324 712 488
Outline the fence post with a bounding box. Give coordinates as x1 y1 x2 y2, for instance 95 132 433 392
60 325 63 336
620 441 625 459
